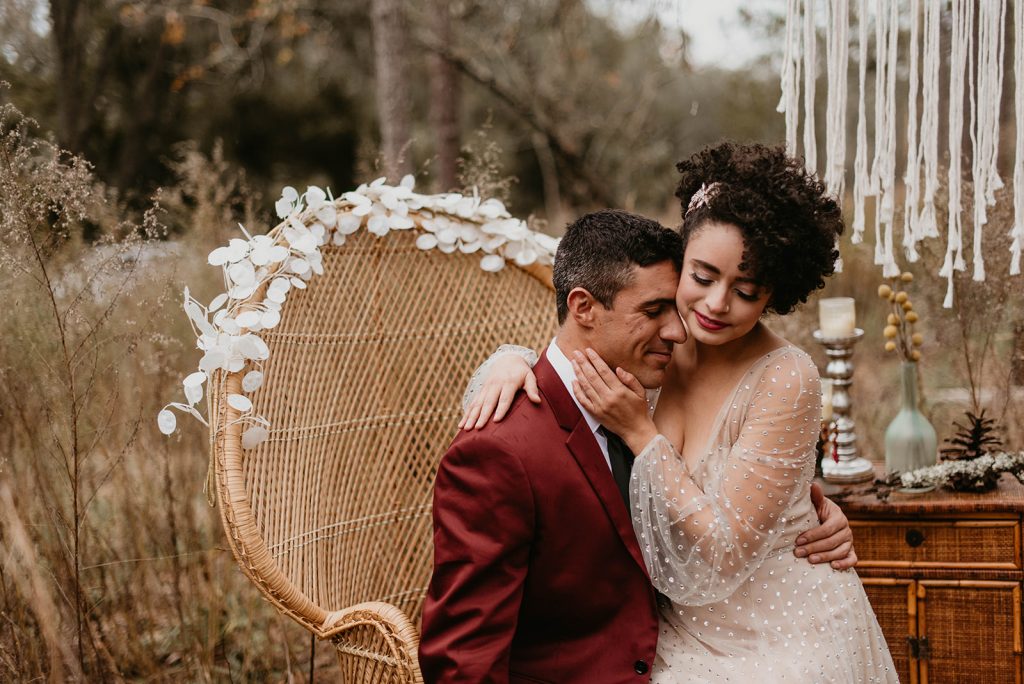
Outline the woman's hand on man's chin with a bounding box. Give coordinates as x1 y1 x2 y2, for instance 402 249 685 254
572 348 657 454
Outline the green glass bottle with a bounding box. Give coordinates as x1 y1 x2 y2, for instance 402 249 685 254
884 361 938 482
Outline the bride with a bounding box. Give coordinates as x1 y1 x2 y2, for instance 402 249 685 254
461 142 898 682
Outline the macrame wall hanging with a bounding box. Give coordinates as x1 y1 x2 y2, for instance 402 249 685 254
779 0 1021 307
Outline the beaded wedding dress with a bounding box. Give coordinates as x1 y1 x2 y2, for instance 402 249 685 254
467 345 898 683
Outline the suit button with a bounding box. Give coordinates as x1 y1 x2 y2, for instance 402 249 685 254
634 660 649 675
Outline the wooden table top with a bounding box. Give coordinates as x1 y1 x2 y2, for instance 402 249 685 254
818 467 1024 515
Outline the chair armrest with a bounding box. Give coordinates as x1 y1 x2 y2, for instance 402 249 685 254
321 601 422 683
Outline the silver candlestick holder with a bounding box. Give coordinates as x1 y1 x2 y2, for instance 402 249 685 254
813 328 875 484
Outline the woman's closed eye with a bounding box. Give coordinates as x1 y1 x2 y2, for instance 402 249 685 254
690 272 713 287
690 271 761 302
735 288 761 302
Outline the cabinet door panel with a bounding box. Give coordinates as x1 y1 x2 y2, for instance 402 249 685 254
918 581 1021 684
862 579 917 684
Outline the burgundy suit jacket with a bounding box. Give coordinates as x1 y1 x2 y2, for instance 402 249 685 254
419 351 660 683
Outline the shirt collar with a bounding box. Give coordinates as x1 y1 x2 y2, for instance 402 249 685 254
546 339 602 436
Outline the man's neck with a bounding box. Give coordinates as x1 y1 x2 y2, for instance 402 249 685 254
547 330 604 435
552 329 591 360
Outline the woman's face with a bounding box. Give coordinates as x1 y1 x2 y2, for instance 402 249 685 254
676 221 771 347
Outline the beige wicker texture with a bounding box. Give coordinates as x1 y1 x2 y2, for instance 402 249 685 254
861 579 916 683
211 227 557 682
917 581 1021 683
851 519 1021 570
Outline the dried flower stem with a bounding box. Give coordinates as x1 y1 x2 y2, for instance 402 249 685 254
1 133 86 672
1 95 163 677
878 272 923 362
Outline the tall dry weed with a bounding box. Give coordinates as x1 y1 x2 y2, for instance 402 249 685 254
926 179 1024 447
1 93 153 677
0 93 330 681
458 115 518 205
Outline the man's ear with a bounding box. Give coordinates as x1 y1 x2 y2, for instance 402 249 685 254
565 287 600 329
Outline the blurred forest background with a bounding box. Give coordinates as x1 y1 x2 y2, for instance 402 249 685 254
1 0 1023 680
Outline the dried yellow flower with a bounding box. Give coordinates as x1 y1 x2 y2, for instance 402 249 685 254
875 271 923 363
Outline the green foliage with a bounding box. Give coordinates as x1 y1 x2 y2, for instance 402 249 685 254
1 0 784 220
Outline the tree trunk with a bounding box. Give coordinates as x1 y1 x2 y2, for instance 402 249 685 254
1011 321 1024 386
370 0 413 181
427 0 460 191
50 0 87 152
115 38 170 192
420 36 617 207
532 132 563 226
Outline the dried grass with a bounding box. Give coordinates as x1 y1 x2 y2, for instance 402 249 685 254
0 96 332 681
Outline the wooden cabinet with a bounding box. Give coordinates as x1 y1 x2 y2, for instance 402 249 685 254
825 474 1024 683
860 579 916 679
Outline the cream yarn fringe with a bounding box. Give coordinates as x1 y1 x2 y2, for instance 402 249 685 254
780 0 1019 306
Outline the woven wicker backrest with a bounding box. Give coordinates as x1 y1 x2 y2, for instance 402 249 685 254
211 228 556 639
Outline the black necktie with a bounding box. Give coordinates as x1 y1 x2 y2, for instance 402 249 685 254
599 427 634 507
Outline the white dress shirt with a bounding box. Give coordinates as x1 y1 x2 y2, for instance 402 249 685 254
546 340 612 470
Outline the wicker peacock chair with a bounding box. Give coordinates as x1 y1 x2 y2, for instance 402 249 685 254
207 200 557 682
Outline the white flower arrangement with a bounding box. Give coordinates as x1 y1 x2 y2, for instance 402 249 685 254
897 452 1024 491
159 175 560 448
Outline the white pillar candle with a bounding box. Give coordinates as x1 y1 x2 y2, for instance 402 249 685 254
818 297 857 337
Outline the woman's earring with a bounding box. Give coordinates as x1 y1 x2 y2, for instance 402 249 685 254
678 311 691 342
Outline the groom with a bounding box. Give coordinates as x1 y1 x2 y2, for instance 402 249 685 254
419 210 855 683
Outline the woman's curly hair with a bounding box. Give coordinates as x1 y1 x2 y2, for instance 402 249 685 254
675 142 843 315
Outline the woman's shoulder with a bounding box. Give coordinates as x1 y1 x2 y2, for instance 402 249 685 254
746 344 820 388
768 343 817 369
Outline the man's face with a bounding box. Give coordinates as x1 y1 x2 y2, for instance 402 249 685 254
589 261 687 389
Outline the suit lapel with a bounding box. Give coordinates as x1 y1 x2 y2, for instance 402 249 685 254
534 350 650 577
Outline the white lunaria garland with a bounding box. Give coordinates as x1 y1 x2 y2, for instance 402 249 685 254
781 0 1019 307
158 176 559 448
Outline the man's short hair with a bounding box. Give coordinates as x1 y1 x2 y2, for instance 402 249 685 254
552 210 683 324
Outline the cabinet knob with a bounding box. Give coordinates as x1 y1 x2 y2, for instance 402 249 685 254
905 529 925 547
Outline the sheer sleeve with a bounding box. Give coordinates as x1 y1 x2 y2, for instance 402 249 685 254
461 344 539 411
630 349 821 606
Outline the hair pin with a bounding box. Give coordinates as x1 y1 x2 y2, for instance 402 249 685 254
686 182 721 216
